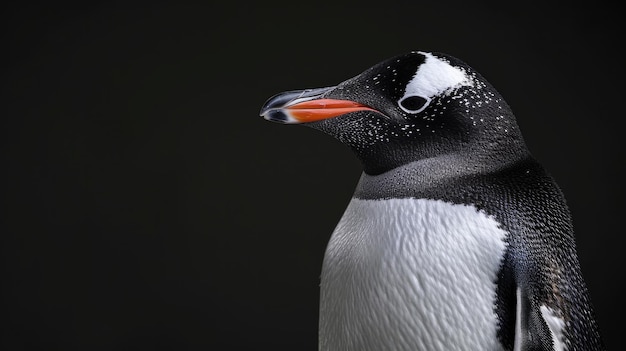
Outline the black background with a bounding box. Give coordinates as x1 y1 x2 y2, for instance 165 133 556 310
2 2 622 350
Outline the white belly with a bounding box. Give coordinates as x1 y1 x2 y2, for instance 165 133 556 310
319 198 508 351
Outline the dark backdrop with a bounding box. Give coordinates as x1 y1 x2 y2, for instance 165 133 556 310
2 2 622 350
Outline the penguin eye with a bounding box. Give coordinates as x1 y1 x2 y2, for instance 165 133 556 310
398 95 430 114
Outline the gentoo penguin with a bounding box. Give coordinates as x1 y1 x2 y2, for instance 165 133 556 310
260 51 605 350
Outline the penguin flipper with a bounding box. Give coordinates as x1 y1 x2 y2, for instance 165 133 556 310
513 286 565 351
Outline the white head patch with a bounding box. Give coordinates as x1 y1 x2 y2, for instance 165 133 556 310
398 52 472 114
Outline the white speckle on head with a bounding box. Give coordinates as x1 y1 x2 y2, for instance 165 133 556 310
319 198 507 351
398 52 473 114
540 305 567 351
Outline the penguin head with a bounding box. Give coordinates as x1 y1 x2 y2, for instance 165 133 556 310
260 51 528 175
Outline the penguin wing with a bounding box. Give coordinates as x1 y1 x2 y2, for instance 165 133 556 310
505 226 604 351
510 254 605 351
512 282 566 351
504 216 582 351
489 162 605 350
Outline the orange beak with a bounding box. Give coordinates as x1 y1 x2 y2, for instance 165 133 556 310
284 99 376 123
260 87 377 124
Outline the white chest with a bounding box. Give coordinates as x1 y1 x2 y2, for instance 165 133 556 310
319 198 508 351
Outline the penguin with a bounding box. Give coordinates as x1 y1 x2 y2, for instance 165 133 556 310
260 51 605 351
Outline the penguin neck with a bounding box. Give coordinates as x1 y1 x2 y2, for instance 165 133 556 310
353 135 530 200
358 130 530 177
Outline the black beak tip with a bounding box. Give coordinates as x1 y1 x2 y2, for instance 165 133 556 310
260 90 304 116
261 109 290 124
260 87 335 117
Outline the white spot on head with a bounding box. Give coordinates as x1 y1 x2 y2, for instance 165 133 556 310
398 52 473 114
